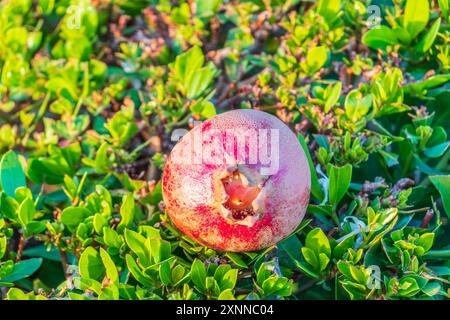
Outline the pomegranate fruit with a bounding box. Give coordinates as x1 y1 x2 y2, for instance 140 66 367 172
162 109 310 252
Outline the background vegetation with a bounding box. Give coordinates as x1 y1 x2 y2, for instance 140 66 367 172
0 0 449 300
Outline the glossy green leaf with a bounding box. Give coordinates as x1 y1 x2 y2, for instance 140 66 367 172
79 247 105 281
0 151 26 197
430 175 450 218
328 164 352 206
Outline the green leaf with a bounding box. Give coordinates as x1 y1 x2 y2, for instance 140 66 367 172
397 276 421 297
24 221 46 237
438 0 449 22
187 62 217 99
22 244 62 262
213 265 230 283
295 260 320 279
415 18 441 53
317 0 341 25
328 164 352 206
0 192 19 220
172 46 205 89
68 292 92 300
18 198 35 226
191 259 206 291
305 46 327 74
318 253 330 272
340 281 367 299
99 247 118 283
79 247 105 281
220 269 238 290
305 228 331 258
172 265 186 285
125 254 154 287
14 187 32 204
170 46 218 99
93 214 108 234
277 234 304 267
7 288 46 300
103 227 122 248
196 0 222 19
298 134 323 201
0 236 6 259
60 142 81 172
333 235 355 259
95 142 110 174
301 247 319 269
0 258 42 282
378 150 399 167
147 238 171 263
424 141 450 158
225 252 248 268
421 282 442 297
117 193 135 232
404 74 450 96
256 262 273 285
324 82 342 113
430 175 450 218
218 288 235 300
6 288 28 300
98 285 119 300
190 100 216 118
417 233 434 253
345 90 372 121
60 207 91 232
362 26 398 49
105 110 139 146
0 151 26 197
159 260 172 286
124 229 150 267
404 0 430 39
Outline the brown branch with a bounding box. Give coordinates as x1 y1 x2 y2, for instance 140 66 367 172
59 250 70 278
15 234 25 262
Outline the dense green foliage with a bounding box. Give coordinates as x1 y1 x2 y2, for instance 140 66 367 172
0 0 450 300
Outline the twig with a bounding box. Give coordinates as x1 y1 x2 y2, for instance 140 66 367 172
217 95 244 110
15 234 25 262
298 279 319 293
59 250 69 278
420 209 434 228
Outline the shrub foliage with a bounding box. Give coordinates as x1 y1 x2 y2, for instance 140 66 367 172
0 0 450 300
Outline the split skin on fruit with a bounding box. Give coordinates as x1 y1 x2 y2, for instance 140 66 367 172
162 109 311 252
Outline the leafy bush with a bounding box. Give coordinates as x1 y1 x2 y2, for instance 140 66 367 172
0 0 450 300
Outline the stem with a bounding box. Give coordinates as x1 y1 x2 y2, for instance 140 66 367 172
15 234 25 262
59 250 73 288
160 220 181 237
298 279 319 293
72 62 90 117
24 92 50 139
331 212 340 226
72 97 84 118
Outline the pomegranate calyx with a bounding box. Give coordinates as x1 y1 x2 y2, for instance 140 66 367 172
217 165 269 227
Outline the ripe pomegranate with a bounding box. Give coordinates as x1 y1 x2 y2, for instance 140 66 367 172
162 109 310 252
